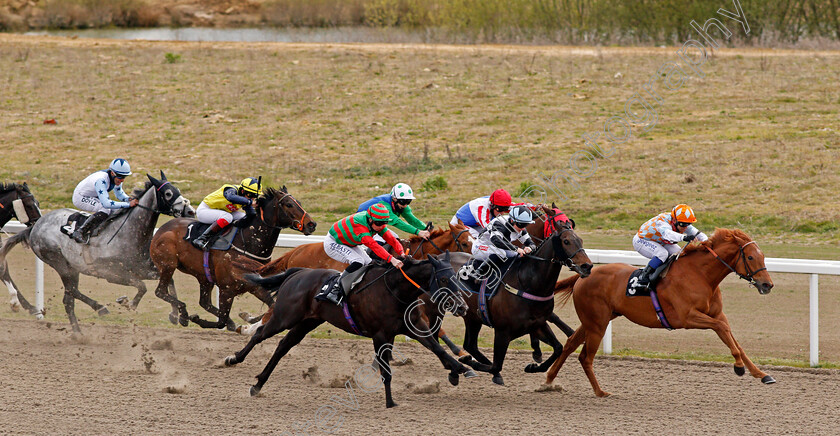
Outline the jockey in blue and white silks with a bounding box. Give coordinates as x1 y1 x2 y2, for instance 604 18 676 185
71 158 138 243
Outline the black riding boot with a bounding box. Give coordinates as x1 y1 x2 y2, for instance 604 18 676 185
634 265 656 289
316 262 363 305
72 211 109 244
192 222 224 251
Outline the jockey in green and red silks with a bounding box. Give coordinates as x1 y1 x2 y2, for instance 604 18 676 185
316 203 406 305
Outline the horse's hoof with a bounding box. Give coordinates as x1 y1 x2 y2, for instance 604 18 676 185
10 302 20 313
761 375 776 384
458 355 473 364
463 369 478 379
448 373 459 386
224 356 238 367
238 311 252 322
97 306 110 316
168 312 179 325
734 365 745 376
532 351 543 363
524 363 540 373
492 374 504 386
386 401 398 408
179 315 190 327
116 296 129 307
226 320 237 332
249 385 261 397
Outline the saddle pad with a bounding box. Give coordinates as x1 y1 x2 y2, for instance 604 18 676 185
184 221 238 251
319 273 341 296
60 212 91 237
626 269 653 297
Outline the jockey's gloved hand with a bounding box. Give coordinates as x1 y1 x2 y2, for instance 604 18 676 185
683 233 696 242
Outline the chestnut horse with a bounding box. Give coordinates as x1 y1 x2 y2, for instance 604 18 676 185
149 186 316 329
236 221 474 350
544 228 776 397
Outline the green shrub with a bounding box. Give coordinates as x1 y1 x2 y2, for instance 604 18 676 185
164 53 181 64
421 175 448 192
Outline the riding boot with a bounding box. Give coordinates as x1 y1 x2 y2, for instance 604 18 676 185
72 211 108 244
316 262 363 305
634 265 656 289
192 222 224 251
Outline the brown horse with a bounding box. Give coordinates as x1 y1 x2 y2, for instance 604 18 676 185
544 228 776 397
149 186 316 329
236 221 474 349
223 252 475 408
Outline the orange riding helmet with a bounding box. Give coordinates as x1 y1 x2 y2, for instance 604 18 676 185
671 204 697 224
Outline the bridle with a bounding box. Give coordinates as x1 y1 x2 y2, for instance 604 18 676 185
259 192 310 232
704 241 767 287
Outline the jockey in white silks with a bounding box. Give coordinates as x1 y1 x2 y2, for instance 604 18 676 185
632 204 709 289
71 158 139 243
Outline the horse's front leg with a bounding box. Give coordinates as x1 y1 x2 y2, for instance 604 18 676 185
683 309 775 384
405 312 477 383
525 323 565 373
153 269 189 327
191 286 235 330
116 277 148 311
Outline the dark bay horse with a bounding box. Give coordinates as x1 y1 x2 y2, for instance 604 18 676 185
442 215 593 385
149 186 316 329
0 173 194 333
223 252 475 408
544 228 776 397
235 222 473 355
0 182 42 314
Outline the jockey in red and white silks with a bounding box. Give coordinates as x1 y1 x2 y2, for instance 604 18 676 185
450 189 513 238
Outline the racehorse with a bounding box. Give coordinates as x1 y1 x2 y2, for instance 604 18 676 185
235 221 474 355
0 182 42 314
149 186 316 330
544 228 776 397
443 212 593 385
0 173 194 332
223 252 476 408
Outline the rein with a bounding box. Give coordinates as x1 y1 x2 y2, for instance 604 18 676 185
704 241 766 286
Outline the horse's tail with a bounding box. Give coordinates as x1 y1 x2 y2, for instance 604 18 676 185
245 267 305 293
554 274 579 307
256 250 293 276
0 227 32 263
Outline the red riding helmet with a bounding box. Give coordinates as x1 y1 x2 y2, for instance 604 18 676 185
489 189 512 208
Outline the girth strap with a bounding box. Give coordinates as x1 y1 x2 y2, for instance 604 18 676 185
342 303 362 336
649 289 674 330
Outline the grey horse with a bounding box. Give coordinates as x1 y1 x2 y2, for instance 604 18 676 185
0 172 194 333
0 182 42 314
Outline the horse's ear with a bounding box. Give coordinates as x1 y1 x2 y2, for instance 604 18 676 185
552 201 557 209
426 253 440 265
147 173 160 186
443 250 451 262
282 185 287 193
160 170 167 181
569 218 576 229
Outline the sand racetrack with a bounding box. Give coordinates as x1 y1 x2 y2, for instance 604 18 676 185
0 317 837 435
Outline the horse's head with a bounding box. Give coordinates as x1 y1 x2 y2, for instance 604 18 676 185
543 204 592 277
714 230 774 295
12 182 42 226
425 251 467 317
448 220 474 253
147 171 195 218
257 185 317 235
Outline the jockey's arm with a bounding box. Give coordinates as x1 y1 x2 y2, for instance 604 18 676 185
654 220 685 244
360 235 395 262
685 225 709 242
94 178 130 209
388 212 421 235
113 183 130 202
399 205 427 232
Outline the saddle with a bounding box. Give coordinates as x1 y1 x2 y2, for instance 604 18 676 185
183 221 239 251
318 263 373 299
60 212 91 238
626 255 677 297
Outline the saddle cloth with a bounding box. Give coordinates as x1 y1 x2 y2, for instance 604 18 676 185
184 221 239 250
60 212 90 237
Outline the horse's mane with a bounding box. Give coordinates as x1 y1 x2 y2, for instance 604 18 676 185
131 181 154 198
406 228 448 243
0 183 22 193
683 228 752 255
260 187 283 201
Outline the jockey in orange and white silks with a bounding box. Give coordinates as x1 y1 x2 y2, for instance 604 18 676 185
632 204 708 288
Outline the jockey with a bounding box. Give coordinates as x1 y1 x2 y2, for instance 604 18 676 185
357 183 431 243
468 205 536 280
450 189 512 238
632 204 709 289
71 158 139 243
191 177 262 251
315 203 406 305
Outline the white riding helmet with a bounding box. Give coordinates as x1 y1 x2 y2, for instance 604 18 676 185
390 183 415 201
109 158 132 177
509 205 535 226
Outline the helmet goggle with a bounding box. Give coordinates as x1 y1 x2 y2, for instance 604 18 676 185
395 199 412 206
